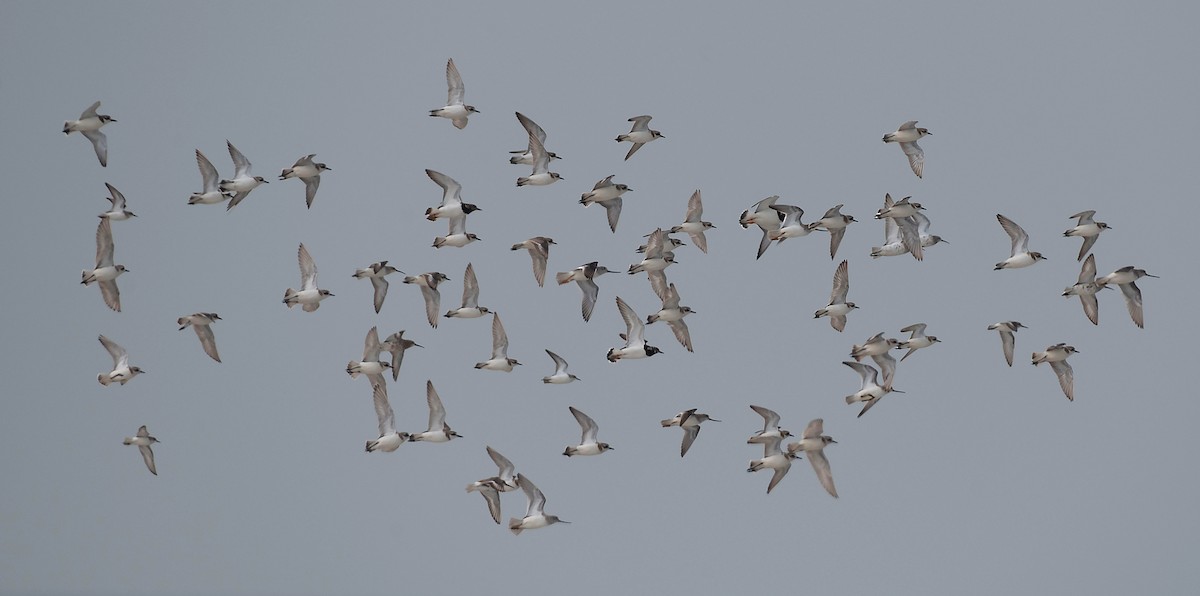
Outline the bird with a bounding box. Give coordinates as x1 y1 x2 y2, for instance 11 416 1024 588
914 211 948 249
220 140 268 210
474 313 521 371
874 195 924 219
445 262 490 319
429 58 477 129
616 115 664 160
987 321 1027 367
63 101 115 167
177 313 222 363
542 350 580 384
556 262 611 322
432 211 481 248
739 196 783 259
1064 210 1111 261
283 244 333 312
747 434 798 494
629 229 677 297
122 425 158 475
896 323 940 362
747 405 791 443
814 260 856 332
380 331 422 382
874 195 923 260
882 120 930 178
662 409 719 457
511 237 555 287
515 123 562 186
607 297 663 362
279 154 330 209
1032 344 1079 401
188 149 231 206
510 112 561 164
509 474 568 535
786 419 838 498
768 204 815 244
365 383 410 453
843 361 900 418
850 332 899 390
669 190 715 253
579 175 629 232
563 406 613 457
409 380 462 443
810 204 857 259
98 183 136 220
1096 266 1158 328
346 326 391 386
81 218 127 312
870 194 913 259
646 282 695 352
424 169 481 222
1062 253 1102 325
466 446 518 523
403 272 450 328
352 261 402 314
97 335 145 386
994 214 1046 270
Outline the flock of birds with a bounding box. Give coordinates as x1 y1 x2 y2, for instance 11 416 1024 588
69 57 1157 534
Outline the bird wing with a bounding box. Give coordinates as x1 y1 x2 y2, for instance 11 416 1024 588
667 320 693 352
302 176 320 209
515 112 548 145
226 140 252 177
807 449 838 497
490 313 510 359
1049 360 1075 401
297 243 317 290
193 323 221 363
461 262 480 308
628 115 653 130
426 169 462 208
996 214 1029 255
517 474 546 517
578 278 600 322
372 383 395 435
680 425 700 457
830 260 850 303
1000 331 1016 367
370 277 389 314
425 380 447 431
802 418 824 439
1120 282 1145 328
138 444 157 475
99 334 128 368
601 198 623 233
420 285 440 328
900 141 924 178
750 405 781 433
82 130 108 167
95 218 115 268
685 190 703 222
362 326 382 361
570 406 599 444
445 58 465 105
196 149 221 193
546 349 569 375
105 183 127 210
616 296 644 344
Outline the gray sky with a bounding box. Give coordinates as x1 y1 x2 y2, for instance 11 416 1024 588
1 2 1196 594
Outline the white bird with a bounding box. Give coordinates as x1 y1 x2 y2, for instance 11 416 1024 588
616 115 663 161
896 323 939 362
1064 210 1111 262
380 331 422 382
542 349 580 384
445 262 490 319
346 326 391 386
739 195 783 259
747 405 791 443
511 237 555 287
814 260 856 332
97 335 145 386
98 183 136 220
556 262 611 322
424 169 482 222
850 332 899 390
365 383 410 453
432 210 481 248
994 214 1046 270
914 211 948 249
1032 344 1079 401
987 321 1026 367
509 474 568 535
467 446 518 524
579 175 628 232
662 409 719 457
874 195 924 260
768 204 815 243
188 149 231 206
63 101 114 167
279 154 330 209
563 406 613 457
786 419 838 498
629 229 677 292
177 313 222 363
748 434 798 494
220 140 268 210
882 120 930 178
607 297 663 362
402 272 450 328
511 112 561 164
81 218 126 312
282 243 334 312
1096 266 1158 329
474 313 521 371
870 194 911 259
1062 254 1103 325
515 121 562 186
429 58 477 129
842 361 899 418
122 425 158 475
647 282 695 353
810 204 857 260
669 190 715 253
409 380 462 443
352 261 402 314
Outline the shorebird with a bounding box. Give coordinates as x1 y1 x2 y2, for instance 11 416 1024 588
662 409 719 457
882 120 930 178
786 419 838 498
1032 344 1079 401
429 58 477 129
81 218 126 312
987 321 1026 367
509 474 568 535
352 261 402 314
409 380 462 443
122 425 158 475
1096 266 1158 328
896 323 939 362
1062 253 1103 325
63 101 115 167
563 407 613 457
365 383 410 453
97 335 145 386
669 190 715 253
556 262 610 322
403 272 450 328
474 313 521 371
994 214 1046 270
542 350 580 384
607 297 663 362
1064 210 1111 261
177 313 222 363
282 243 333 312
616 115 663 160
279 154 330 209
220 140 268 210
814 260 856 332
511 236 555 287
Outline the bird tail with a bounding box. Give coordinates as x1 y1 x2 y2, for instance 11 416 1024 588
508 519 523 535
845 394 858 404
555 272 572 285
98 374 111 386
283 289 296 306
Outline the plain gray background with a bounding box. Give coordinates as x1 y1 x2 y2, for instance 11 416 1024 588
1 2 1195 594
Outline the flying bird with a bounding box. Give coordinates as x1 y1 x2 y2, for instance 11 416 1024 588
748 434 798 494
177 313 222 363
63 101 115 167
994 214 1046 270
786 419 838 498
188 149 231 206
987 321 1027 367
81 218 127 312
445 262 490 319
474 313 521 371
556 262 611 322
542 349 580 384
430 58 477 129
842 361 900 418
466 446 518 524
424 169 482 222
814 260 856 332
511 237 555 287
739 195 783 259
647 282 695 352
403 272 450 328
380 331 422 382
1032 344 1079 401
1096 266 1158 328
563 406 613 457
810 204 856 259
509 474 568 535
122 425 159 476
352 261 402 314
409 380 462 443
607 297 663 362
346 326 391 387
662 409 719 457
515 123 562 186
1062 254 1102 325
220 141 268 210
283 244 333 312
1064 210 1111 262
511 112 561 164
882 120 930 178
279 154 331 209
579 175 629 232
97 335 145 386
98 183 136 220
365 383 410 453
616 115 664 160
669 190 715 253
896 323 940 362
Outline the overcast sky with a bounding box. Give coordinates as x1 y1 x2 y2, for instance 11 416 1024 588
1 2 1196 594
